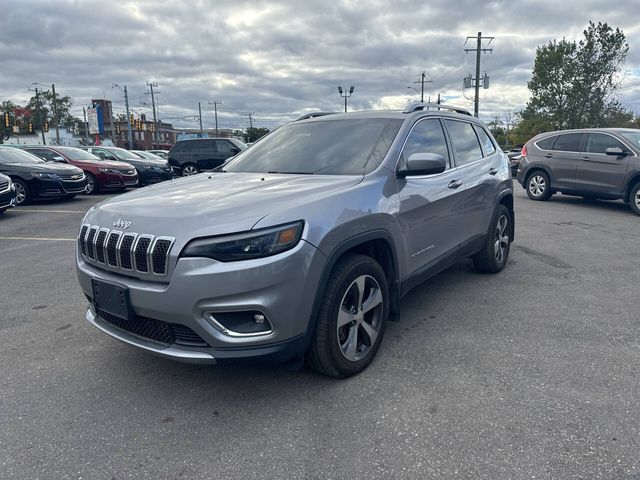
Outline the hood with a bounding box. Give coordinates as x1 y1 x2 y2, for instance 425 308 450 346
4 162 83 174
75 159 133 169
84 172 362 240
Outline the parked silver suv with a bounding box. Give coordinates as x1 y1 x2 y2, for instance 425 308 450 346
517 128 640 216
76 103 514 378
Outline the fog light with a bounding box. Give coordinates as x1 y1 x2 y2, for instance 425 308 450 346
204 311 273 337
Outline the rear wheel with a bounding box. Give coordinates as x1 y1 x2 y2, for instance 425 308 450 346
13 179 30 205
308 254 389 378
526 171 552 201
629 182 640 216
473 204 512 273
84 172 98 194
181 164 199 176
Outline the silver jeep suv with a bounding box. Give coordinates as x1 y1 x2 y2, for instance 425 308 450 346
76 103 514 378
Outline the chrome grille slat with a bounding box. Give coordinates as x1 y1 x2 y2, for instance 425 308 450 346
79 225 173 277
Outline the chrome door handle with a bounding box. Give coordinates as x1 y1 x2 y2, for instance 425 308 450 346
489 167 499 175
544 153 553 158
448 180 463 189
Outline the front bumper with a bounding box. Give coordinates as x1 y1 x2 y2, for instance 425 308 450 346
138 168 173 185
77 239 327 363
0 185 16 210
33 177 88 198
94 171 130 190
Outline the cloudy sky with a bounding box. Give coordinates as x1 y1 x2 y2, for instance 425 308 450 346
1 0 640 131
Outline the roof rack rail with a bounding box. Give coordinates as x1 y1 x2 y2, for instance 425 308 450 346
403 102 471 116
293 112 338 122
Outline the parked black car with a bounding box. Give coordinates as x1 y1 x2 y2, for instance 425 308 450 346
517 128 640 216
79 146 174 186
0 172 17 214
167 138 247 176
0 146 87 205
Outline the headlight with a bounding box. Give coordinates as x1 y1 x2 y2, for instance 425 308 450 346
144 165 152 169
181 221 304 262
32 172 58 179
98 167 116 173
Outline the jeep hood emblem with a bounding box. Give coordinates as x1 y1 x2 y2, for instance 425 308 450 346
113 218 132 229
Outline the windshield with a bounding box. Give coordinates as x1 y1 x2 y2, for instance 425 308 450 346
55 147 100 161
224 118 402 175
107 147 141 160
619 131 640 150
0 148 46 164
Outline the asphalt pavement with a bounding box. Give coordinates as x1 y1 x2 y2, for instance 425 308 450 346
0 187 639 479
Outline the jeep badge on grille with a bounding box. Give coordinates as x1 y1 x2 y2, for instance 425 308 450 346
113 218 132 229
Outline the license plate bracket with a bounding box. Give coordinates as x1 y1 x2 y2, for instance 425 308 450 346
91 279 134 321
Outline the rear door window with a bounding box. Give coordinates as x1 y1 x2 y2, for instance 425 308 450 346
585 133 627 154
552 133 584 152
215 140 235 154
444 120 483 166
473 125 496 156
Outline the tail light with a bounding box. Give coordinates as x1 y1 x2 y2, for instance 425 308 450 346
521 144 527 157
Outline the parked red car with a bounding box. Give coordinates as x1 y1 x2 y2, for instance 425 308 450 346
21 146 139 194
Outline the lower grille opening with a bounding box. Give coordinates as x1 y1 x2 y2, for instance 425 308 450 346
96 309 209 348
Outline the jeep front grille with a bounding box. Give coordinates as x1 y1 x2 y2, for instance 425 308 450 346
79 224 174 276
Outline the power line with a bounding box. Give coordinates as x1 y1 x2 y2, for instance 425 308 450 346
412 72 433 103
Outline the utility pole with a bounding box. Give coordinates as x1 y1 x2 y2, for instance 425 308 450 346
208 100 221 135
82 107 90 144
412 72 433 103
464 32 494 117
123 86 133 148
146 81 158 147
51 83 60 144
198 102 204 135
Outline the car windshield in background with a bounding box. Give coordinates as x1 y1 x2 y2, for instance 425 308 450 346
55 147 100 161
0 148 46 164
619 131 640 149
224 118 403 175
108 147 142 160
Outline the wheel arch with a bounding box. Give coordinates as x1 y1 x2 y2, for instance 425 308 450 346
623 173 640 203
306 230 401 343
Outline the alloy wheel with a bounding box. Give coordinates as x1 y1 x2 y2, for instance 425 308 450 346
85 177 95 194
528 175 546 197
182 165 198 176
14 183 26 204
336 275 384 362
635 190 640 210
494 214 509 264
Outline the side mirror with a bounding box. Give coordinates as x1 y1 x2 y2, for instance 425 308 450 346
605 147 627 156
229 147 240 155
397 153 447 178
52 156 68 163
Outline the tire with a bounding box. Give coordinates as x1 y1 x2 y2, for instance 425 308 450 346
13 179 30 205
629 182 640 216
473 204 512 273
307 254 389 378
526 171 552 201
84 172 98 194
181 164 199 176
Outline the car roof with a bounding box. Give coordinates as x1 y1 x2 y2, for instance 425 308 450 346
291 109 482 126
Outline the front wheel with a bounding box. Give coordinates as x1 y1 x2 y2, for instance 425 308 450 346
473 204 512 273
307 254 389 378
526 171 552 201
84 172 98 194
13 179 30 205
629 182 640 216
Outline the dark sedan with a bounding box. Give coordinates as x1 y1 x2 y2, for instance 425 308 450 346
0 146 87 205
80 146 173 186
0 172 17 214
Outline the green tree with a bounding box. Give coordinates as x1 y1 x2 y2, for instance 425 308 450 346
244 127 270 143
524 21 631 129
26 89 75 127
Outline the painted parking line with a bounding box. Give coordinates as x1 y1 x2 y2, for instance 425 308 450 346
0 236 76 242
12 209 85 214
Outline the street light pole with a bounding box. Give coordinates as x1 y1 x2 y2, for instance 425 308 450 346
337 85 355 113
208 100 221 135
146 81 158 147
198 102 203 135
